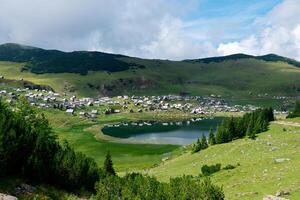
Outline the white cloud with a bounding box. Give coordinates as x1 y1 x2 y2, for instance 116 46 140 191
0 0 196 59
217 35 259 56
0 0 299 60
217 0 300 60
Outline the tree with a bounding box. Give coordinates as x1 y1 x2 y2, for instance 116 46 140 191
201 134 208 149
208 128 216 145
192 138 202 153
103 151 116 176
246 119 256 139
287 101 300 118
227 117 236 140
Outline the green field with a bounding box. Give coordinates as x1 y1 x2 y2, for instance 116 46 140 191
0 56 299 98
148 119 300 199
43 109 185 172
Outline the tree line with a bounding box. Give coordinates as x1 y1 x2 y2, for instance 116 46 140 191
193 108 274 153
0 98 224 199
287 101 300 118
0 97 99 191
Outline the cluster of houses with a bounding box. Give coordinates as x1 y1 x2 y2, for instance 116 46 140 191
0 87 291 119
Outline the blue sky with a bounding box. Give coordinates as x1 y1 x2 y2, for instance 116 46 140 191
182 0 282 43
0 0 299 60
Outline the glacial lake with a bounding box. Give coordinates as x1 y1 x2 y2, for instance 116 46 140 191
102 117 224 145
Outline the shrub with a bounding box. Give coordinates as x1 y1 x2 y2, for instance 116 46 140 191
223 164 235 170
201 164 221 176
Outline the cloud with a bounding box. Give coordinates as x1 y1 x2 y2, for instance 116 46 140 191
0 0 299 60
0 0 208 60
217 0 300 60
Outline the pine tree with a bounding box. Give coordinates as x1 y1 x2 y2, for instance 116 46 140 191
246 121 256 139
104 151 116 176
208 128 216 145
192 138 202 153
268 107 275 121
215 126 223 144
201 134 208 149
227 117 236 140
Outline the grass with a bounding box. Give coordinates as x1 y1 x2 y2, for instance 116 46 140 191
43 109 182 172
148 123 300 199
0 58 299 98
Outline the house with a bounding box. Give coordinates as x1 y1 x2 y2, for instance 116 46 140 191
66 109 74 115
91 110 98 115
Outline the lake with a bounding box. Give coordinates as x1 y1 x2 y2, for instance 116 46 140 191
102 117 224 145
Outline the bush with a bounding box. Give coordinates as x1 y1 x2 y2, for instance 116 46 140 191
223 164 235 170
94 173 225 200
201 164 221 176
287 101 300 118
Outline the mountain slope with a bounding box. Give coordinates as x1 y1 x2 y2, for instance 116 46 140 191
0 43 300 97
0 43 143 74
148 122 300 199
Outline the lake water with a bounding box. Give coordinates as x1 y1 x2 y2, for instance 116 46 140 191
102 117 224 145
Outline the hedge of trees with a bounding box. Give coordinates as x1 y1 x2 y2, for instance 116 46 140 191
0 98 100 191
287 101 300 118
0 98 224 199
193 108 274 153
94 173 224 200
215 107 274 142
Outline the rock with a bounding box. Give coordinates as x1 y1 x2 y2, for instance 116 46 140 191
0 193 18 200
236 191 258 197
267 142 272 146
274 158 290 163
276 190 290 197
263 195 288 200
270 147 279 151
14 183 36 195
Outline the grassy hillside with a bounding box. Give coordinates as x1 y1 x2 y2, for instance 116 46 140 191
148 121 300 199
0 58 299 98
0 43 300 97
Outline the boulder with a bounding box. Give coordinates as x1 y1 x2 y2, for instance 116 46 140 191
0 193 18 200
276 190 290 197
263 195 288 200
274 158 290 163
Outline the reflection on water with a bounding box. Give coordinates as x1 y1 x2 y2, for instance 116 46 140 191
102 117 224 145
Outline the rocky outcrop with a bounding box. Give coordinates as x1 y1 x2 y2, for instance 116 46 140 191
0 193 17 200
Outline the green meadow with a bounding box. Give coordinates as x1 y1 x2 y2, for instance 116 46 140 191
0 58 299 98
43 109 183 172
148 119 300 199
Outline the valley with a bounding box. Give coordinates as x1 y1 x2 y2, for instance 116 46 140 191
0 44 300 200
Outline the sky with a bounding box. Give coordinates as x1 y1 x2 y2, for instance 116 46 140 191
0 0 299 60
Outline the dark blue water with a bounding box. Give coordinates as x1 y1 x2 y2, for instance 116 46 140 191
102 117 223 145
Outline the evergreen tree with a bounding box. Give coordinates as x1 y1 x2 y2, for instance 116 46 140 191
215 126 223 144
192 138 202 153
246 120 256 139
287 101 300 118
208 128 216 145
227 117 236 140
201 134 208 149
103 151 116 176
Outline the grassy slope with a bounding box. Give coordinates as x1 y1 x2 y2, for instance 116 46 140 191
0 58 299 98
44 109 182 172
148 121 300 199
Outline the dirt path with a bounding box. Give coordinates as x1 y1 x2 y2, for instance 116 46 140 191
272 121 300 127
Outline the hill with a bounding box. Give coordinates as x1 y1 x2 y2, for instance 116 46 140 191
0 43 300 97
148 120 300 199
0 43 143 74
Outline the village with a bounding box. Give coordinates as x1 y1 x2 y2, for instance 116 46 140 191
0 86 290 121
